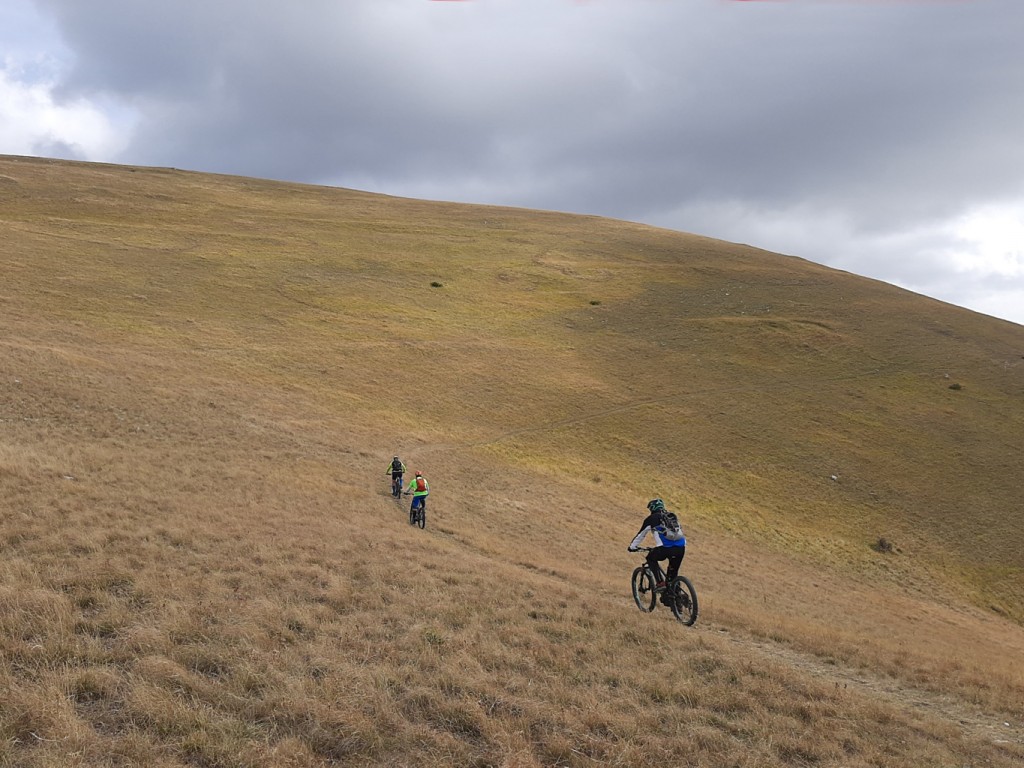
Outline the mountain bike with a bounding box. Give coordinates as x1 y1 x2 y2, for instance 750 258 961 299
390 473 403 498
405 494 426 529
631 548 698 626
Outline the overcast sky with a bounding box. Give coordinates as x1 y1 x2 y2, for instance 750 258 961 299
3 0 1022 326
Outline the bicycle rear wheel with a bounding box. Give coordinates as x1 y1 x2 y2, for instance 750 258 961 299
416 503 426 529
631 566 656 613
668 576 698 626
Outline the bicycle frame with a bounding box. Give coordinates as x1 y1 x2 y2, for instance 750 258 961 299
631 547 698 626
409 494 426 528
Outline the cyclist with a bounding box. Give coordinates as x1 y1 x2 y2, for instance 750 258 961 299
404 471 430 516
627 498 687 604
385 456 406 496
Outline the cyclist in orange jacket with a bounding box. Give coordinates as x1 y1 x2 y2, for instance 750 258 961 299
404 471 430 515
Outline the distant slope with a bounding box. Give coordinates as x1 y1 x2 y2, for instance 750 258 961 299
5 154 1020 619
3 155 1024 768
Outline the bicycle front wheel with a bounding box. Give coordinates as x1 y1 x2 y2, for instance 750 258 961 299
668 576 698 626
631 567 656 613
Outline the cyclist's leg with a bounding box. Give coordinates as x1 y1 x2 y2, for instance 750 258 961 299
645 548 668 585
646 548 677 605
666 547 685 582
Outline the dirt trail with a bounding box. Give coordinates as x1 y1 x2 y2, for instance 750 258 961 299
700 618 1024 749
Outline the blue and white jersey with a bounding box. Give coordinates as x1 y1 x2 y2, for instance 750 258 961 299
629 511 686 549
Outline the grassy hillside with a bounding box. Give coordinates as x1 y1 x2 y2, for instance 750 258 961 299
2 154 1023 767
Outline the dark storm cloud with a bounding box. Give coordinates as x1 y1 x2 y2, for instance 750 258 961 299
35 1 1023 213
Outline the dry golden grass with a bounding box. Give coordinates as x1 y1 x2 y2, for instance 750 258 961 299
1 154 1023 766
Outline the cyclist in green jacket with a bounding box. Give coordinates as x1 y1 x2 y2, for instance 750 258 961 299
404 471 430 515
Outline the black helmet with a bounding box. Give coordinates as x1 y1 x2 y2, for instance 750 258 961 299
647 498 665 514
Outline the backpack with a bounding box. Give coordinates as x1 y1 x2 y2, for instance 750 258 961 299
659 511 684 542
391 458 403 473
415 476 426 493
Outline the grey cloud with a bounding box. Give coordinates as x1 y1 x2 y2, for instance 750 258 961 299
36 2 1023 213
31 137 85 160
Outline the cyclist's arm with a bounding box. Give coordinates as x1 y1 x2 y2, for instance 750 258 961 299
628 526 653 550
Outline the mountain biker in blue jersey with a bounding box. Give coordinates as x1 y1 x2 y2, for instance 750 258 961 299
404 471 429 515
627 499 687 604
